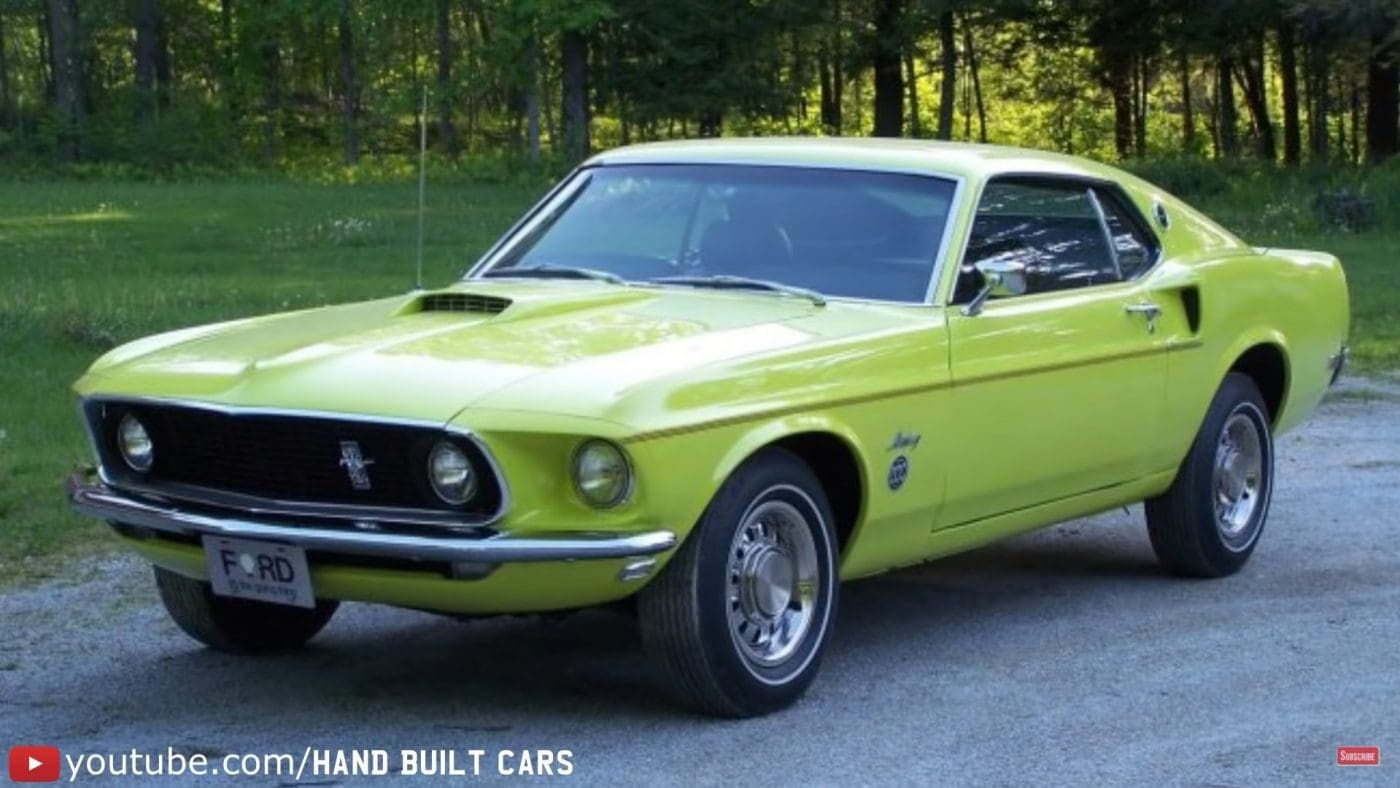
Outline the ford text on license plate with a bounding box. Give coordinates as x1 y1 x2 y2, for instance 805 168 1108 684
203 536 315 608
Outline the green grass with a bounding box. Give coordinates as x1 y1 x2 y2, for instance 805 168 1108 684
0 179 540 582
0 176 1396 582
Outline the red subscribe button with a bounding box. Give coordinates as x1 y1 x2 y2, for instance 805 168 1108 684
1336 746 1380 766
8 745 61 783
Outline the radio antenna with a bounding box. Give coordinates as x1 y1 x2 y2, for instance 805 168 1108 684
414 85 428 291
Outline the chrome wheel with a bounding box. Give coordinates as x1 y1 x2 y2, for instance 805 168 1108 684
1213 409 1264 548
726 498 820 670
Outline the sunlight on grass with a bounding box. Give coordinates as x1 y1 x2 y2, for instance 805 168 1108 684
0 209 138 227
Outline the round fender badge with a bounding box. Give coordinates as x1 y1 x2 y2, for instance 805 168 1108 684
888 455 909 490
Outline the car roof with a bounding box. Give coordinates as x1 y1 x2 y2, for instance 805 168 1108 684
585 137 1132 184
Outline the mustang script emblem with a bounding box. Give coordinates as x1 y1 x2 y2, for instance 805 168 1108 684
338 440 376 491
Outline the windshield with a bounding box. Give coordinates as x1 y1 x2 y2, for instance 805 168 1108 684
473 164 959 303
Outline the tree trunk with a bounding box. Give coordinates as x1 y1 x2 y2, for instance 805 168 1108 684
1134 53 1148 157
965 22 986 143
905 52 920 136
871 0 903 138
0 10 11 127
435 0 455 154
38 7 53 102
541 47 557 147
258 0 280 164
697 109 723 137
1307 41 1329 162
217 0 239 126
1235 39 1275 161
133 0 157 126
1350 79 1361 164
1217 55 1238 158
1279 21 1300 166
936 10 955 140
1179 48 1195 152
830 18 843 134
1335 72 1349 161
524 36 539 161
1110 73 1132 158
1366 23 1398 164
1104 45 1132 158
560 29 589 162
154 11 171 100
818 52 840 134
46 0 80 161
337 0 357 165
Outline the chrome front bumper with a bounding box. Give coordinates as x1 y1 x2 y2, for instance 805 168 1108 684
68 480 676 564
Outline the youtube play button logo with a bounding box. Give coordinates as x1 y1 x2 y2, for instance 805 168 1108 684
8 746 60 783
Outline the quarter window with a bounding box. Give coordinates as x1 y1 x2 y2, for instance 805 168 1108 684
1095 190 1156 279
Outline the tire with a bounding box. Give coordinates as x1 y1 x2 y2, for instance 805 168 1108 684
154 566 339 653
1146 372 1275 578
638 448 839 717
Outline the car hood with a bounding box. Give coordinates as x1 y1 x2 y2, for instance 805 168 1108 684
77 280 882 426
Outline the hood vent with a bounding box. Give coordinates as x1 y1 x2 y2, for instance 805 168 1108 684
419 292 511 315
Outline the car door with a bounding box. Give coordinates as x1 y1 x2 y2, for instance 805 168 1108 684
936 177 1173 528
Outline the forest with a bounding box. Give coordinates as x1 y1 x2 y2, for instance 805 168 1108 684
0 0 1397 172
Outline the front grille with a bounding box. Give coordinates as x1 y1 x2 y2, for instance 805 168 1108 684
85 400 503 519
418 292 511 314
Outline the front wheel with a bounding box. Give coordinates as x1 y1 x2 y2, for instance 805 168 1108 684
1146 372 1275 577
154 566 339 653
638 448 839 717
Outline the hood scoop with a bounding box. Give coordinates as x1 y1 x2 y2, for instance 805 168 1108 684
417 292 512 315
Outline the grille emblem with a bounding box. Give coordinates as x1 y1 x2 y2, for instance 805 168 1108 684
338 440 376 490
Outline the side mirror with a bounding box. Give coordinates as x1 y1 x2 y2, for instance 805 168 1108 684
961 259 1028 316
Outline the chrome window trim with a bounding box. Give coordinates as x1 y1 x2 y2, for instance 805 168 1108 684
79 395 512 529
465 162 967 309
464 165 584 276
943 172 1165 307
1085 187 1124 281
923 175 966 306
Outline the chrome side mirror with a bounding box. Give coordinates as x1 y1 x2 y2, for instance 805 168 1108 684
961 259 1028 316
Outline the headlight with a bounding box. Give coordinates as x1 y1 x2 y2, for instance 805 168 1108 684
428 441 477 505
117 413 154 472
572 440 631 508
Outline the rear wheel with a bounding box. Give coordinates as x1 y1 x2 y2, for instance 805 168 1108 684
638 448 838 717
154 566 338 653
1146 372 1275 577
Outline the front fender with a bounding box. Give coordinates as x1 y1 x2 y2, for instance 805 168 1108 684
623 413 870 553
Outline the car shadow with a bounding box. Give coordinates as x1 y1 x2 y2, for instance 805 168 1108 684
50 516 1177 729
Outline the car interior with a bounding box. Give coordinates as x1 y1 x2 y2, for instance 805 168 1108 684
693 185 949 302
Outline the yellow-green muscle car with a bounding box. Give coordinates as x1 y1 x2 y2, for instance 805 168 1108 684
69 139 1349 717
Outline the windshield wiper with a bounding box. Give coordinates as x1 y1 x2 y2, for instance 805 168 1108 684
649 275 826 307
481 263 625 285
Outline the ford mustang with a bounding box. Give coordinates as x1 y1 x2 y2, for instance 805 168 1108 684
68 139 1350 716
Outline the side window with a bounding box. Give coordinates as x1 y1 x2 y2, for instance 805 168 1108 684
954 180 1119 303
1094 189 1156 280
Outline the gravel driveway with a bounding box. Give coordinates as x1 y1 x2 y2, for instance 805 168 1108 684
3 379 1397 786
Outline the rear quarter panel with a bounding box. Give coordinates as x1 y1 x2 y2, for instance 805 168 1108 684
1114 175 1348 469
1162 248 1349 466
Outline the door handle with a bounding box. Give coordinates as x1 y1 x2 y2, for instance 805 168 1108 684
1124 301 1161 333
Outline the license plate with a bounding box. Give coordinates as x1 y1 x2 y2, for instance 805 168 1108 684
203 536 315 609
